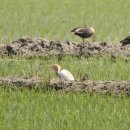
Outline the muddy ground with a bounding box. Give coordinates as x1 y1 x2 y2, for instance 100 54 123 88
0 37 130 58
0 77 130 96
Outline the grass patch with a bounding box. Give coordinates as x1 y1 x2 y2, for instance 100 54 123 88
0 0 130 43
0 88 130 130
0 56 129 80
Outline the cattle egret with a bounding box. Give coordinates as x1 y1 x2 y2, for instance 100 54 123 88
120 36 130 46
49 64 74 81
71 25 95 42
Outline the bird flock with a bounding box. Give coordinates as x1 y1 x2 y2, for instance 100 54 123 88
50 25 130 81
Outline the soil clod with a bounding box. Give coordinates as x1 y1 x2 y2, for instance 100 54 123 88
0 77 130 96
0 37 130 58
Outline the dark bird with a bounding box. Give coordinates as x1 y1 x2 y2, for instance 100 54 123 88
71 25 95 42
120 36 130 46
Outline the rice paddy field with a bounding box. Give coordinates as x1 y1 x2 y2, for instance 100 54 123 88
0 0 130 129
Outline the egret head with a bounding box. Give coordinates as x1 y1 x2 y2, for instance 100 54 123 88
49 64 61 73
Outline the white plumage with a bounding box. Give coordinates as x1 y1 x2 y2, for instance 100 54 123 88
59 69 74 81
50 64 74 81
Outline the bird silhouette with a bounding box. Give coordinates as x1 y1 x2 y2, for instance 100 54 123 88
71 25 95 42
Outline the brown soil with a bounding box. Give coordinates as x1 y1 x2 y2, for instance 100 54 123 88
0 77 45 89
0 37 130 58
50 79 130 96
0 77 130 96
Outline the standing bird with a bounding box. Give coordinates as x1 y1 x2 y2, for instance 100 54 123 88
49 64 74 81
71 25 95 42
120 36 130 46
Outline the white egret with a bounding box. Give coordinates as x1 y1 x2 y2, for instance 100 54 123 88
49 64 74 81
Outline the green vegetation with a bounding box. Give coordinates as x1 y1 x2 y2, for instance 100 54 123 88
0 89 130 130
0 0 130 129
0 0 130 43
0 56 129 80
0 56 130 129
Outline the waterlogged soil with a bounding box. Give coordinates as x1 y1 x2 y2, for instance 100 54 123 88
0 37 130 58
0 77 130 96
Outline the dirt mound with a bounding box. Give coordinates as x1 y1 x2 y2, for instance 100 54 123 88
0 37 130 58
50 79 130 96
0 77 45 89
0 77 130 96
